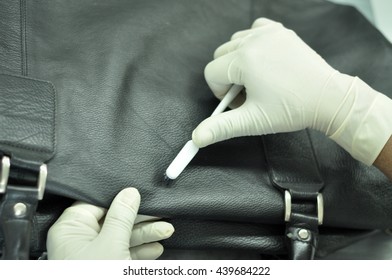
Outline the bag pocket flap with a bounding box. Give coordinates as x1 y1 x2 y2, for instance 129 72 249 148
0 73 56 162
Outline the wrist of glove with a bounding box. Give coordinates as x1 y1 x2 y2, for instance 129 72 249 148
323 74 392 165
46 188 174 260
192 17 392 166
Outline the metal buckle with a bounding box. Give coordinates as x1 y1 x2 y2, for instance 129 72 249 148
0 156 11 194
284 190 292 222
37 164 48 200
317 192 324 225
284 190 324 225
0 155 47 200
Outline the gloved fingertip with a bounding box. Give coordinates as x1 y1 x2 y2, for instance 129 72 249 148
154 242 164 257
117 187 141 205
156 222 175 239
251 17 278 28
192 127 213 148
100 187 141 240
130 242 164 260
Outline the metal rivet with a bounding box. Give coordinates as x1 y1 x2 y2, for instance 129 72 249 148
13 203 27 217
298 229 310 240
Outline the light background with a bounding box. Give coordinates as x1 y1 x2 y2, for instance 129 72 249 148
328 0 392 42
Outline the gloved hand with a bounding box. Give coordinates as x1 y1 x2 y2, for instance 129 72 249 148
192 18 392 165
46 187 174 260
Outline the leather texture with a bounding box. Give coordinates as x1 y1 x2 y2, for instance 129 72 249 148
0 185 39 259
264 131 324 259
286 226 317 260
0 1 26 75
160 220 375 259
0 0 392 257
0 74 56 162
0 156 47 259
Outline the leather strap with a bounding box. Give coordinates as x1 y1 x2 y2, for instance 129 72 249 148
0 153 47 260
263 130 324 260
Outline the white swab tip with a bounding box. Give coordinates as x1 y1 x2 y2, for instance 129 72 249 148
164 140 199 180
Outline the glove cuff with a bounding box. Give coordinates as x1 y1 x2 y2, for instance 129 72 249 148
329 78 392 165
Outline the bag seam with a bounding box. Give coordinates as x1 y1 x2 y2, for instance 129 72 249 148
20 0 28 76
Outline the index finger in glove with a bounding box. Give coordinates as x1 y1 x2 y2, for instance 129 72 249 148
99 187 141 243
230 18 279 41
204 52 244 100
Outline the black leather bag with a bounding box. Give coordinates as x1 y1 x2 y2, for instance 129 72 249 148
1 0 391 259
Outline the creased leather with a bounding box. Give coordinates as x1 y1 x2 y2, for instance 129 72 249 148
0 0 392 256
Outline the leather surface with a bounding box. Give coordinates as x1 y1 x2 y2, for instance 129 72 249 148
160 219 375 259
264 131 324 193
0 194 73 259
287 226 317 260
0 74 56 162
0 1 26 75
0 156 49 259
264 130 323 259
0 185 40 259
1 0 392 255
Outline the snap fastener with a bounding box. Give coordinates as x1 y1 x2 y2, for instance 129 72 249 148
13 203 27 217
298 229 310 240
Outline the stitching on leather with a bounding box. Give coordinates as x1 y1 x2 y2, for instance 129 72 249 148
0 141 52 154
24 0 28 76
20 0 28 76
49 79 57 155
0 72 54 85
19 0 22 75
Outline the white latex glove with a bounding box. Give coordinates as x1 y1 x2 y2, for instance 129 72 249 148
192 18 392 165
46 187 174 260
